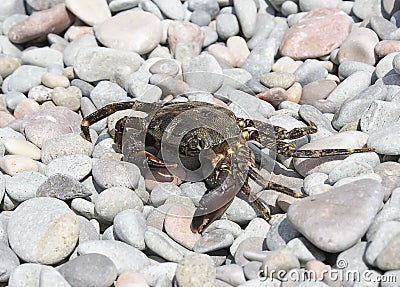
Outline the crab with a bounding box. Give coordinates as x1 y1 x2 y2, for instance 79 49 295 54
81 100 375 233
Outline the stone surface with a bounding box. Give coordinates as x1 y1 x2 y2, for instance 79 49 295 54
367 123 400 155
193 228 234 253
280 8 352 60
287 179 384 253
233 0 257 38
5 171 47 202
37 174 92 200
0 241 20 283
175 254 216 287
8 197 79 264
113 209 146 250
94 11 162 54
65 0 111 26
45 154 92 181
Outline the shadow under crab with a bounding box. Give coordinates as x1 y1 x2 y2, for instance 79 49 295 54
81 100 375 233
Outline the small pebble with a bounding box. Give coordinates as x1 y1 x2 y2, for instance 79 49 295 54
113 209 147 250
175 254 216 287
4 138 41 160
37 174 92 200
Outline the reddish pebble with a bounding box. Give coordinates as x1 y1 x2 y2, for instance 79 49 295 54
13 98 40 119
227 36 250 67
64 26 94 42
280 8 352 60
208 44 236 66
375 40 400 57
305 260 329 281
8 4 75 44
256 88 288 108
0 111 15 127
164 204 201 250
115 271 149 287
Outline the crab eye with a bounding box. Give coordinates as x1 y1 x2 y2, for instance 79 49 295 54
188 137 204 150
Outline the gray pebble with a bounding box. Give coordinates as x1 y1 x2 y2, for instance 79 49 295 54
150 59 180 76
6 65 46 93
8 263 43 287
370 16 397 40
376 235 400 270
360 100 400 133
5 91 26 110
142 262 177 286
76 240 150 273
175 253 216 287
113 209 146 250
281 1 298 16
45 154 92 181
92 158 141 189
90 80 128 109
8 197 79 264
243 261 262 280
333 173 382 189
375 52 399 78
233 0 257 38
287 179 384 253
216 14 240 40
260 71 295 89
266 214 301 251
216 264 246 286
74 47 143 82
337 241 368 272
222 68 252 89
247 13 275 50
0 241 19 283
151 182 182 207
241 39 277 79
71 198 95 219
261 248 300 278
108 0 140 12
0 0 25 21
367 122 400 155
150 74 190 97
153 0 184 20
193 229 234 253
380 270 400 287
21 47 63 68
179 181 207 206
184 54 224 93
286 237 326 264
201 26 218 47
5 171 47 202
37 174 92 200
63 34 98 67
58 253 118 287
188 0 220 17
294 59 328 87
94 186 143 222
204 219 242 238
338 61 375 78
190 9 211 26
222 196 257 225
41 133 94 164
77 216 99 243
352 0 382 20
71 79 94 97
0 36 22 58
328 159 374 184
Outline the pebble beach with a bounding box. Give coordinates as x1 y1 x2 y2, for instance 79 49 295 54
1 0 400 286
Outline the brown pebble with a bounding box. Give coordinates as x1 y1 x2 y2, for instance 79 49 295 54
375 40 400 57
256 88 288 108
0 111 15 127
8 4 75 44
286 82 302 103
13 98 40 119
305 260 328 281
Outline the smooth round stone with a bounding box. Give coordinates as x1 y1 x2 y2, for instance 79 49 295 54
51 86 82 111
5 171 47 202
21 47 63 68
204 219 242 239
90 80 128 109
337 27 379 65
233 0 257 38
92 158 141 189
141 263 177 286
234 236 266 266
21 106 81 148
288 179 384 253
37 174 91 201
0 55 20 78
65 0 111 26
63 34 98 67
353 0 382 20
287 237 326 264
4 138 41 160
0 155 38 176
272 56 302 74
74 47 143 82
375 52 399 79
298 0 340 11
293 131 370 176
265 215 301 251
7 65 47 93
193 229 234 253
367 122 400 155
94 187 143 222
375 40 400 57
13 98 40 119
0 111 15 127
280 8 352 60
113 209 146 250
338 60 375 78
392 53 400 74
0 0 25 21
184 54 224 93
149 59 179 77
8 263 44 287
175 254 216 287
216 14 239 40
0 241 19 283
5 91 27 110
94 11 162 55
72 79 94 97
328 159 374 184
115 271 150 287
201 26 218 47
300 80 337 106
294 59 327 86
215 264 245 286
150 182 182 207
222 196 257 225
27 85 53 103
42 73 70 88
360 100 400 133
261 248 300 278
226 36 250 68
145 226 192 262
45 154 92 181
207 44 236 67
41 133 93 164
153 0 184 20
370 16 397 40
190 10 211 27
376 235 400 270
260 71 295 89
188 0 220 17
8 197 79 264
77 240 150 273
8 3 74 43
58 253 117 287
281 1 298 16
256 87 288 108
164 204 201 250
303 173 330 196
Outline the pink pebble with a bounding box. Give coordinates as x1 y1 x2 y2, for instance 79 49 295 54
115 271 149 287
305 260 329 281
0 111 15 127
13 98 40 119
